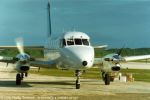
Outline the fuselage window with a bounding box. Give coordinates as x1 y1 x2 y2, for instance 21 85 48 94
82 39 89 46
75 39 82 45
67 39 74 45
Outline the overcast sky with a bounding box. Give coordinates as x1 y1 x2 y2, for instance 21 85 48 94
0 0 150 48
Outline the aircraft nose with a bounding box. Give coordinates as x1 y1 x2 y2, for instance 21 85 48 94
64 46 94 69
82 61 88 66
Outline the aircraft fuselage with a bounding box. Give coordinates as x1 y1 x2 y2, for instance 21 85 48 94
44 32 94 70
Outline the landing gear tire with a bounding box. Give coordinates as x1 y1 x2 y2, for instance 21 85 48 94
76 83 80 89
21 73 24 80
104 73 110 85
25 72 28 77
16 74 21 85
76 80 80 89
75 70 81 89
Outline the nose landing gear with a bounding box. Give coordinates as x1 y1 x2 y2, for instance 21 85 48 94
16 72 28 85
75 70 81 89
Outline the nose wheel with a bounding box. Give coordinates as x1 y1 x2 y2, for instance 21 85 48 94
75 70 81 89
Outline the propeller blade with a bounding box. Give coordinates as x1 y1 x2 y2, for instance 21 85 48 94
15 37 24 55
117 48 123 56
117 45 125 56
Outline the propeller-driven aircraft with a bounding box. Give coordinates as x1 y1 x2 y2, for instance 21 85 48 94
0 38 35 85
0 1 150 89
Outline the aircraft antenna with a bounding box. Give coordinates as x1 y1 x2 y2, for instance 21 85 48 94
47 0 52 37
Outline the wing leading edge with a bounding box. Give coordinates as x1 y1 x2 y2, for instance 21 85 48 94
0 46 44 50
94 54 150 65
124 55 150 61
30 60 55 68
0 56 15 63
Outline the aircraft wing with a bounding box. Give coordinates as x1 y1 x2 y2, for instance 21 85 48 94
0 45 44 63
0 54 55 68
94 54 150 65
0 46 44 50
93 45 108 49
30 60 55 68
124 55 150 61
0 56 15 63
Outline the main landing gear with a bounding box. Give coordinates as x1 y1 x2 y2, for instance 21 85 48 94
16 72 28 85
16 73 21 85
102 72 110 85
75 70 81 89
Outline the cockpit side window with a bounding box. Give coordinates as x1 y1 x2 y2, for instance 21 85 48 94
63 39 66 46
67 39 74 45
75 39 82 45
82 39 89 46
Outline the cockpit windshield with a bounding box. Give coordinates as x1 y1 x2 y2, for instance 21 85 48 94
75 39 82 45
82 39 89 46
63 38 90 46
67 39 74 45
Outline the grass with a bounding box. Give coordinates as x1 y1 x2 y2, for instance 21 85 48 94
29 67 150 82
29 67 102 79
121 69 150 82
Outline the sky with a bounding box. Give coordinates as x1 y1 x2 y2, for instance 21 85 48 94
0 0 150 48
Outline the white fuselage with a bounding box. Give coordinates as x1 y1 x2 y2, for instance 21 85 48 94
44 32 94 70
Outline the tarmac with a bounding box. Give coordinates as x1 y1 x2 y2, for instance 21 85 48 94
0 62 150 100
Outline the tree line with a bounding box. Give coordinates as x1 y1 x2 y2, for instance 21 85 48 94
0 48 150 58
95 48 150 57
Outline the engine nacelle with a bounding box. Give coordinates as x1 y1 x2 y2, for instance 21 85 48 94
104 58 113 61
111 66 120 71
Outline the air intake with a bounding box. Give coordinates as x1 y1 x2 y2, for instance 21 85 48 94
111 66 120 71
20 66 30 71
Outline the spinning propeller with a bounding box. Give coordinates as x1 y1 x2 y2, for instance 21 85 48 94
104 47 125 62
16 37 25 55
